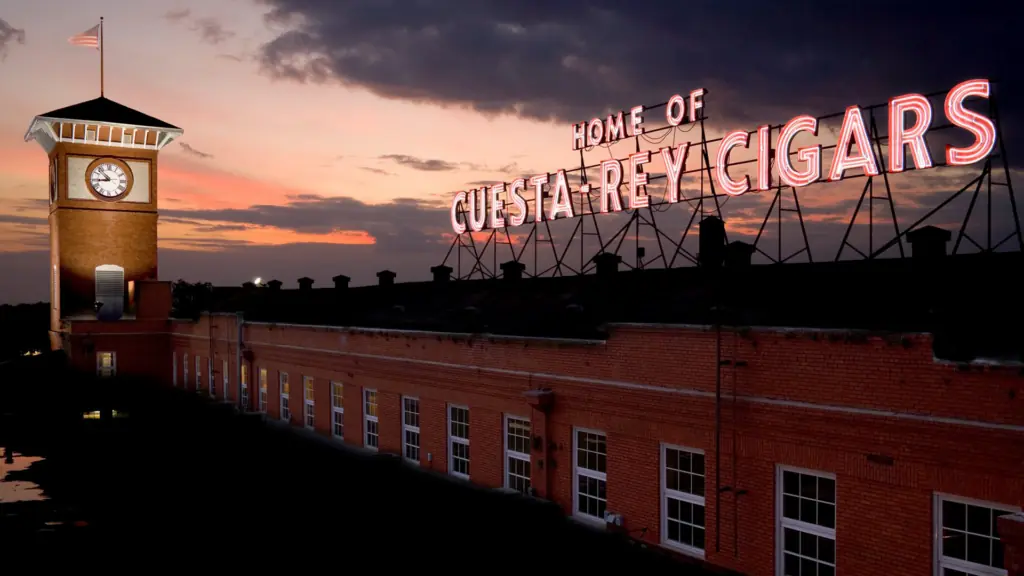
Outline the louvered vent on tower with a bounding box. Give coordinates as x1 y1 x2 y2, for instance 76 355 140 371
95 264 125 321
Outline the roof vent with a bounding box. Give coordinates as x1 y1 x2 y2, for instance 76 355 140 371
377 270 396 287
332 274 350 290
906 225 952 260
430 265 452 283
298 277 314 290
267 279 282 290
500 260 526 281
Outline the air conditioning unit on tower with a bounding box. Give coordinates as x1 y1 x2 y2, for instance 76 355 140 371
95 264 125 321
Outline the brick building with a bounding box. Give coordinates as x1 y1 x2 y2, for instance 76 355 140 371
26 96 1024 576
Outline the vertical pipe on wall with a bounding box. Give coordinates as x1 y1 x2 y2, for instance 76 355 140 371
714 305 722 554
236 312 244 410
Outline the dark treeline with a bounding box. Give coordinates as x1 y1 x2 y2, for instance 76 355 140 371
0 355 738 574
0 302 49 362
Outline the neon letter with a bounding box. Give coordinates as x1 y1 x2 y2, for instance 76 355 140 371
508 178 528 227
549 170 574 220
689 89 706 123
629 151 651 209
756 124 771 191
606 111 626 142
599 159 623 213
489 183 506 228
888 94 933 173
777 115 821 187
587 118 604 147
716 130 750 196
467 188 487 232
450 191 466 234
666 94 686 127
945 79 996 166
828 106 879 181
630 105 644 136
572 123 586 151
660 143 690 203
530 174 548 223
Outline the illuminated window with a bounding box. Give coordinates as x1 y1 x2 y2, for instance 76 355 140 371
258 367 267 413
172 352 177 387
240 364 249 410
96 351 116 378
303 376 315 429
363 389 378 451
402 397 420 464
194 355 201 392
222 360 228 400
183 353 189 389
448 405 470 480
662 444 706 557
331 382 344 439
208 358 215 398
504 416 531 494
935 494 1018 576
777 466 836 576
280 372 290 422
573 428 607 523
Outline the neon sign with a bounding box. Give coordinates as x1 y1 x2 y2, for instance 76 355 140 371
449 79 996 235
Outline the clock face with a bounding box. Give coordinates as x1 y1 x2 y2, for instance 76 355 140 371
89 161 131 199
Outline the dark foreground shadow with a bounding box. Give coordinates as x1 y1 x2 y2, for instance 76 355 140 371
0 354 737 573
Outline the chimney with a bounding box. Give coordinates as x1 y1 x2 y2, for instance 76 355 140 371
376 270 396 287
698 216 726 268
267 279 282 290
332 274 350 290
500 260 526 281
297 277 314 290
906 225 952 260
725 241 756 268
430 265 453 283
592 252 622 276
241 281 255 290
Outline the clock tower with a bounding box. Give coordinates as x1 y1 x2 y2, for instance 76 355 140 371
25 97 182 349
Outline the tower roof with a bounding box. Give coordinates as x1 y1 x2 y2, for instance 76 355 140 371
36 97 180 130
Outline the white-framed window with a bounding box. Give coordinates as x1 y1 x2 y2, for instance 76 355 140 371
183 353 189 389
258 367 267 413
448 404 470 479
280 372 290 421
504 415 531 494
303 376 315 428
777 465 837 576
240 364 249 410
172 352 177 387
935 493 1019 576
195 355 201 392
402 397 420 464
661 444 706 557
573 428 607 524
208 358 215 398
222 359 228 401
96 351 116 378
363 389 378 450
330 382 344 439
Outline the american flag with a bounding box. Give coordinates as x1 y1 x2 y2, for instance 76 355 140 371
68 24 100 49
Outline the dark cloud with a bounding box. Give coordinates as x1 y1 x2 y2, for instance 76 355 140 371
360 166 394 175
165 9 235 45
177 142 214 159
161 194 451 252
0 214 45 226
379 154 457 172
164 9 191 22
254 0 1022 156
0 18 25 60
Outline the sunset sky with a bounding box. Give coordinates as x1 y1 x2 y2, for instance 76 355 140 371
0 0 1020 304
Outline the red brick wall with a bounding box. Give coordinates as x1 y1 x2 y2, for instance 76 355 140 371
162 316 1023 576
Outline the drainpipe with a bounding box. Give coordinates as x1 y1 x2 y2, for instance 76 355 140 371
236 311 244 411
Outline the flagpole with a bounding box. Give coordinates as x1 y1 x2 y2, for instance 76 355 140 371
99 17 104 97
